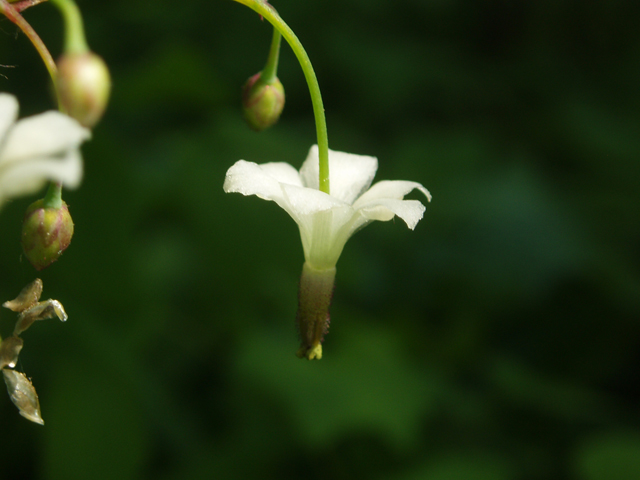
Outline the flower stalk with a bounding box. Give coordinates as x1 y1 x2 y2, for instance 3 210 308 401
8 0 48 13
232 0 330 194
0 0 58 96
50 0 88 54
43 181 63 209
261 26 281 84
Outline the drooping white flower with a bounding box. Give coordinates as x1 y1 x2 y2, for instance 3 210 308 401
224 145 431 360
0 93 90 208
224 145 431 270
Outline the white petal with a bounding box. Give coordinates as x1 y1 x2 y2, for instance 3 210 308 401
0 94 19 145
0 148 82 203
223 160 291 200
358 199 426 230
224 160 305 224
224 159 346 227
258 162 303 187
1 111 90 165
354 180 431 206
299 145 378 204
280 182 347 216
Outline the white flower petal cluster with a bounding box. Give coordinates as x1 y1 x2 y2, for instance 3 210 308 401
224 145 431 270
0 93 90 208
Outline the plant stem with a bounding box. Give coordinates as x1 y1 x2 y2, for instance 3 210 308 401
260 27 281 84
233 0 330 194
43 182 63 209
0 0 58 98
11 0 48 13
49 0 88 54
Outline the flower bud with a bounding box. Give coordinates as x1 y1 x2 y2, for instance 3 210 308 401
21 199 74 271
57 52 111 128
242 72 285 131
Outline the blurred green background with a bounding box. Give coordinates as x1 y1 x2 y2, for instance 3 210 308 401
1 0 640 479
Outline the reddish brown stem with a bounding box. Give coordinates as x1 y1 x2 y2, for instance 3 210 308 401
12 0 48 13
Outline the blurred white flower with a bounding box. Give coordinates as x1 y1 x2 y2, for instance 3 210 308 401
224 144 431 270
0 93 90 208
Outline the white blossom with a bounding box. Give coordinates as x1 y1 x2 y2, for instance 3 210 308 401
0 93 90 208
224 145 431 270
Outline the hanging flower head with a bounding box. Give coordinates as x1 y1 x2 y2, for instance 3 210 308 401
0 93 90 209
224 145 431 359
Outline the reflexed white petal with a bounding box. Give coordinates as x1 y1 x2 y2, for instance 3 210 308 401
223 160 290 201
0 94 19 145
259 162 303 187
358 198 426 230
353 180 431 207
300 145 378 204
1 111 90 165
0 148 82 203
224 160 346 228
224 160 309 224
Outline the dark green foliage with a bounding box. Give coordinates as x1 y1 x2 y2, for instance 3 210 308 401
0 0 638 478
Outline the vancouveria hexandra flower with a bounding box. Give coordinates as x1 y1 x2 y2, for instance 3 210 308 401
224 145 431 360
0 93 90 208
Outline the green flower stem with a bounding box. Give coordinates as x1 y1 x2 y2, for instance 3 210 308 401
260 27 281 84
43 182 63 209
0 0 58 95
233 0 330 194
50 0 88 54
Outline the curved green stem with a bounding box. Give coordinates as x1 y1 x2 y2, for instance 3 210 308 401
50 0 88 54
0 0 59 99
233 0 330 194
260 27 281 84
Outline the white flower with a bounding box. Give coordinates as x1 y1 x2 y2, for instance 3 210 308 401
0 93 90 208
224 145 431 270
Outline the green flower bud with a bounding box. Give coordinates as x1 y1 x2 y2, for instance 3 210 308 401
57 52 111 128
21 199 74 271
242 72 285 131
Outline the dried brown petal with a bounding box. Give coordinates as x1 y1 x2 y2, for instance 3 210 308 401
3 279 43 312
0 336 24 369
3 369 44 425
13 299 67 336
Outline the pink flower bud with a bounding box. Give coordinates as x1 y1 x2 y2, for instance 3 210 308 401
57 52 111 128
242 72 285 131
21 199 74 270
